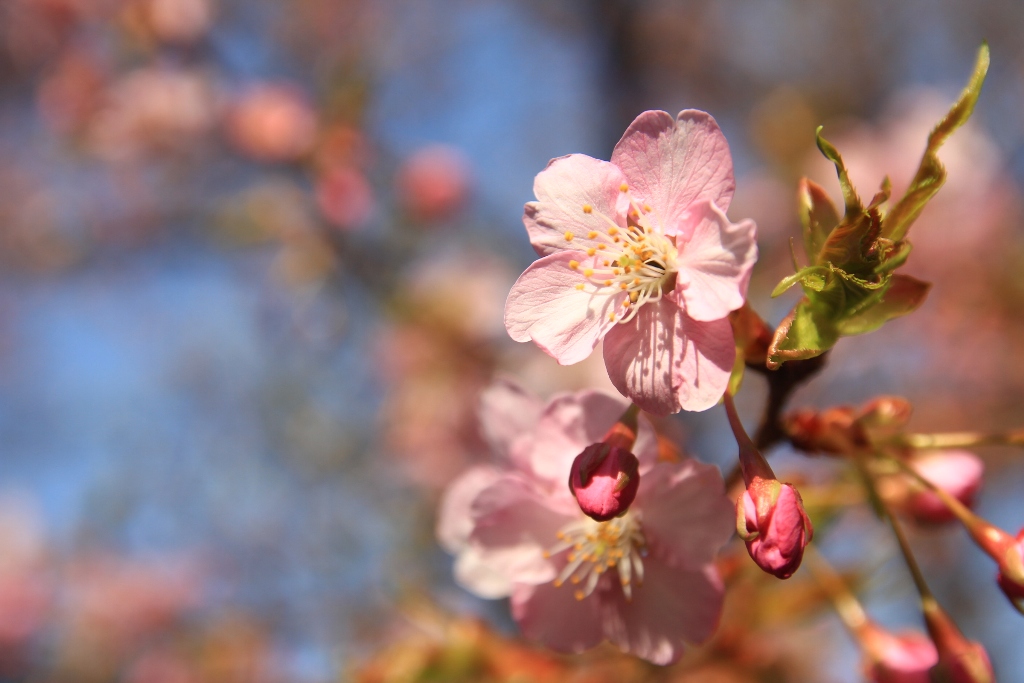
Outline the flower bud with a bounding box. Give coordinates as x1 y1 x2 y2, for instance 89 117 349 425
737 477 813 579
903 451 983 524
931 641 994 683
855 396 913 442
568 444 640 522
859 624 937 683
783 406 860 455
995 529 1024 614
924 602 994 683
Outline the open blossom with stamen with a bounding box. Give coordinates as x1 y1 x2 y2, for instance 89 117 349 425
505 110 758 415
437 380 734 664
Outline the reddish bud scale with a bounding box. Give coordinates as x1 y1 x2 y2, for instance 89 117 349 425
995 529 1024 613
923 604 994 683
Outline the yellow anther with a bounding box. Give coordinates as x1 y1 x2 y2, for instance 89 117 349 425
604 280 612 287
629 291 639 303
574 590 585 601
608 227 618 235
643 204 651 212
608 313 616 321
568 260 579 270
583 268 594 278
612 236 620 243
587 231 598 239
570 576 581 584
587 248 596 256
620 283 628 290
633 278 640 284
574 283 585 291
582 204 593 214
619 183 629 192
598 244 607 250
554 579 563 587
602 260 610 266
564 231 574 241
542 550 550 558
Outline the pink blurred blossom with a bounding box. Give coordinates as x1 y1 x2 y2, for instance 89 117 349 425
135 0 213 43
315 166 374 231
860 625 937 683
87 65 219 163
437 380 734 664
395 145 472 222
225 83 317 163
904 450 984 524
505 110 756 415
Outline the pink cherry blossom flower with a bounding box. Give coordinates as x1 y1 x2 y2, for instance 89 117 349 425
504 110 758 415
859 624 938 683
904 450 984 524
437 379 734 664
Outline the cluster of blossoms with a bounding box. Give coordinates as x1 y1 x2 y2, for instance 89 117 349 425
437 53 1018 680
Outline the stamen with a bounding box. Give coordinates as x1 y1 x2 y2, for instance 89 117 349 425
582 204 593 214
564 231 574 241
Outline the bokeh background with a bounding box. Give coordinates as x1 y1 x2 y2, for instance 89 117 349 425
0 1 1023 681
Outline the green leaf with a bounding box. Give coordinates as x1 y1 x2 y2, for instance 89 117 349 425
771 265 830 297
882 44 990 242
835 274 931 336
816 127 863 217
727 345 745 396
798 178 839 264
767 298 841 368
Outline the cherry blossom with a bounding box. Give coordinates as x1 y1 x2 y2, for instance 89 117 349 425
437 380 734 664
505 110 757 415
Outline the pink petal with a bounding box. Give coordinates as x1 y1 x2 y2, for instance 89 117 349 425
467 474 576 588
453 546 513 599
511 580 607 655
436 465 506 553
528 390 660 489
676 200 758 322
611 110 735 240
524 154 631 256
602 300 735 415
529 391 626 483
505 252 625 365
605 562 725 664
635 459 735 569
478 378 543 468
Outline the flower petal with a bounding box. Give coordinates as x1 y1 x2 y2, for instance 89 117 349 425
436 465 506 553
676 200 758 322
511 580 607 655
478 378 543 469
635 459 735 569
505 252 624 365
524 154 631 256
466 474 576 590
605 562 725 664
611 110 735 240
602 301 735 415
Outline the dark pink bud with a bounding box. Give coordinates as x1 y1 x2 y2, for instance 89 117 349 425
995 529 1024 614
738 477 813 579
931 641 993 683
568 444 640 522
860 625 937 683
904 451 984 524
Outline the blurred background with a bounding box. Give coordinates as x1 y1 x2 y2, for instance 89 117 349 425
0 0 1023 681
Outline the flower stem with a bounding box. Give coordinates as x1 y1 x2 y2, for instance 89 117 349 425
894 429 1024 450
723 392 775 484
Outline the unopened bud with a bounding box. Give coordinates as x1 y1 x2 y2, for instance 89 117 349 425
569 444 640 522
902 451 984 525
737 477 813 579
996 529 1024 614
783 406 860 455
855 396 913 442
931 641 994 683
859 623 937 683
924 603 994 683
